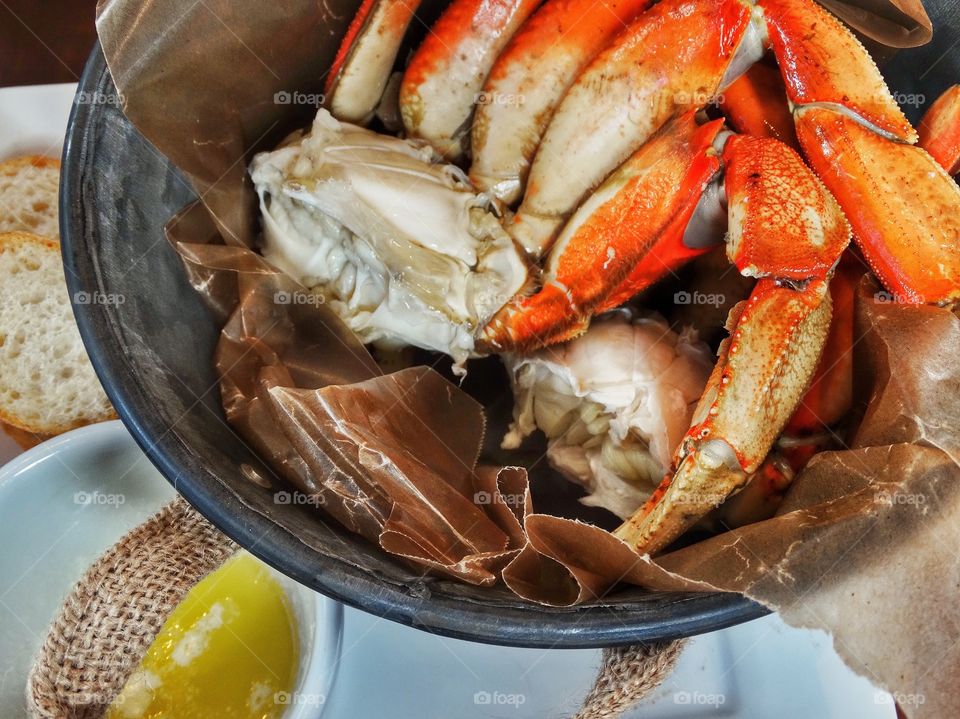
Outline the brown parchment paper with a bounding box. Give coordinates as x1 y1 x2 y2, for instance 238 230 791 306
98 0 955 716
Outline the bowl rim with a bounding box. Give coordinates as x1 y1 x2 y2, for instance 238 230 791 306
59 43 768 649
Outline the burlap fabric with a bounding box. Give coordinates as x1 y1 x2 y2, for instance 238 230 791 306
26 497 237 718
25 497 684 718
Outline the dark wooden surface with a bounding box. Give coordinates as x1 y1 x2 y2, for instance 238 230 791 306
0 0 99 87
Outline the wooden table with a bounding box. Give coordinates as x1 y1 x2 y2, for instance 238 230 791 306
0 0 99 87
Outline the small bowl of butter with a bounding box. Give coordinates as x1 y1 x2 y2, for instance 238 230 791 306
105 551 342 719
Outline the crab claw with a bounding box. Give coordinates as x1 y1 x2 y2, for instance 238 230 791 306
918 85 960 176
796 106 960 305
481 118 850 355
325 0 423 125
507 0 756 256
469 0 654 204
399 0 542 160
479 114 725 353
614 279 833 555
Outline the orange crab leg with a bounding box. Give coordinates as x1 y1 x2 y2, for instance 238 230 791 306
507 0 755 256
757 0 915 143
399 0 542 160
719 62 799 149
615 279 833 555
483 123 849 355
796 107 960 305
759 0 960 305
469 0 654 204
785 254 859 435
918 85 960 176
325 0 424 125
480 114 725 353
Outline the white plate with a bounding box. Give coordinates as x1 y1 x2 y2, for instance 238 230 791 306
0 421 342 718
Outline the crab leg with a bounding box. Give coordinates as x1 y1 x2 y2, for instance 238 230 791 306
507 0 757 257
758 0 960 304
469 0 654 205
918 85 960 176
325 0 424 125
482 123 849 353
399 0 542 160
614 279 833 554
480 114 725 353
796 107 960 305
718 62 798 149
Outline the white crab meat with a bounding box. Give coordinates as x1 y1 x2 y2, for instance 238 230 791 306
250 109 528 368
502 312 713 519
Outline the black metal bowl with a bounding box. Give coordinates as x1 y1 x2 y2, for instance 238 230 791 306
60 0 959 647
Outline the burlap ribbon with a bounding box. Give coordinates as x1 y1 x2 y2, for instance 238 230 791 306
26 498 684 718
26 498 237 719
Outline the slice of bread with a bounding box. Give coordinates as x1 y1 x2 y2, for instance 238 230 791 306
0 156 61 239
0 231 115 436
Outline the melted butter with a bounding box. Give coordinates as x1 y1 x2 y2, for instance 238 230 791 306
105 552 299 719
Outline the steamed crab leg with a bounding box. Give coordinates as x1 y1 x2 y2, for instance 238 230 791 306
399 0 543 160
481 117 849 555
614 279 833 554
481 120 850 353
918 85 960 176
480 113 726 352
325 0 424 125
508 0 758 256
470 0 654 205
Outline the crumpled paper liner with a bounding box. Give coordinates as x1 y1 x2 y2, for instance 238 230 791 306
97 0 955 716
